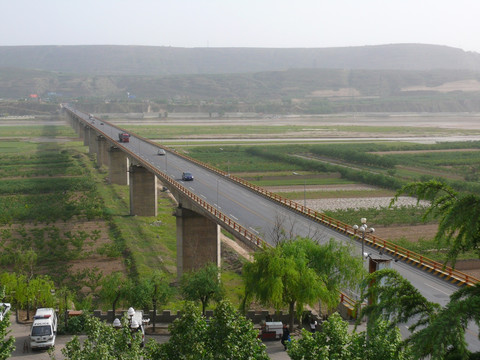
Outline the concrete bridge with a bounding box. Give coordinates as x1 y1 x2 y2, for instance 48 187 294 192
64 105 268 279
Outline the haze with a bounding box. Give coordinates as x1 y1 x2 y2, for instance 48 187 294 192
2 0 480 53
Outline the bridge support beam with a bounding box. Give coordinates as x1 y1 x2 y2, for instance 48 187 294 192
129 165 157 216
108 147 129 185
175 207 221 280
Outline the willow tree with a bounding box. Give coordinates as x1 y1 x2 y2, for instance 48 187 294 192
390 180 480 265
357 268 480 360
243 237 364 331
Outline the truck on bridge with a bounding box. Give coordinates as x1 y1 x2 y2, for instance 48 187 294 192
118 132 130 143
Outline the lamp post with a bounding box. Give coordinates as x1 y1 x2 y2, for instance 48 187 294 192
292 172 306 208
352 217 375 264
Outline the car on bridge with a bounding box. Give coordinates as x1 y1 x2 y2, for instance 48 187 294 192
157 149 166 156
182 172 194 181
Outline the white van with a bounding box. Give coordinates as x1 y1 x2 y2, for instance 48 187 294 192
30 308 57 350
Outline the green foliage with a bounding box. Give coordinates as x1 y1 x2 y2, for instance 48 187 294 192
391 180 480 264
357 269 480 360
146 301 268 360
243 238 364 330
0 272 56 311
0 315 15 360
309 144 397 168
180 263 225 315
358 269 439 334
62 315 144 360
288 313 410 360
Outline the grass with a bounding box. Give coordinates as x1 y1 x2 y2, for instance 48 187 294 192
0 125 77 138
117 124 472 139
278 189 395 200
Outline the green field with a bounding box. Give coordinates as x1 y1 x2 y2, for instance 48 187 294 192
3 116 480 311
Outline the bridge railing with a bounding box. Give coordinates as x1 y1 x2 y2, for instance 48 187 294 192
147 135 479 287
65 106 478 289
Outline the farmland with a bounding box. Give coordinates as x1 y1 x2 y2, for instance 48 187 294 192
2 111 480 312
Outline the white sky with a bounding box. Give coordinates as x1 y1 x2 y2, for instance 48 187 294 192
2 0 479 53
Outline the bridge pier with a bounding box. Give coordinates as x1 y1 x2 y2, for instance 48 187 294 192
129 165 158 216
88 129 98 155
175 206 221 280
108 147 129 185
96 136 108 167
83 126 90 146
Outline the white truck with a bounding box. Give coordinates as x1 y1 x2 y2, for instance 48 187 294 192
127 307 149 347
0 303 10 321
30 308 57 350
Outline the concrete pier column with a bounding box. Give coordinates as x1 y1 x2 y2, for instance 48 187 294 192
96 136 107 167
79 123 85 140
88 129 98 155
108 147 129 185
83 126 90 146
175 207 221 279
129 165 158 216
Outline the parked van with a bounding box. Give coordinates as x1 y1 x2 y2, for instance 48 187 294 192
30 308 57 350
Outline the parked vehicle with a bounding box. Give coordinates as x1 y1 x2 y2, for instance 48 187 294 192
258 321 284 340
30 308 57 350
0 303 10 321
182 172 194 181
127 307 149 347
118 132 130 143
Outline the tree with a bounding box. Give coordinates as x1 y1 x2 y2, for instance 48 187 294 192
390 180 480 265
99 272 127 317
180 263 224 316
61 315 143 360
146 301 209 360
243 237 364 331
357 268 480 360
145 300 269 360
206 300 268 360
0 315 15 360
288 312 411 360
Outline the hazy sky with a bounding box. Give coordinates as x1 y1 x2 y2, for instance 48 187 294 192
2 0 479 53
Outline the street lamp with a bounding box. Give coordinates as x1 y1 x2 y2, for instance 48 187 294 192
292 172 306 208
353 217 375 263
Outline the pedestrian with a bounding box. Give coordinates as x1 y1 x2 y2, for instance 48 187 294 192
281 323 290 351
310 318 317 333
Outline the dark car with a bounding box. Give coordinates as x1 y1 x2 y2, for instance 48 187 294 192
182 172 194 181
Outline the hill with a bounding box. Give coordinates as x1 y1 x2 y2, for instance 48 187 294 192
0 44 479 76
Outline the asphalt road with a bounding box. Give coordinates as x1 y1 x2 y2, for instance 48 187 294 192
66 107 480 351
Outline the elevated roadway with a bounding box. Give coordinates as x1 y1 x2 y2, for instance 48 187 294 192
64 106 479 350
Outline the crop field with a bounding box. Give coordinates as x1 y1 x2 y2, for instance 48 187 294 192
3 111 480 311
183 139 480 266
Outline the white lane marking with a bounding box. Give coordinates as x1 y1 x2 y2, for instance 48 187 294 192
230 214 239 221
189 187 195 191
423 282 450 295
200 194 207 199
249 227 259 234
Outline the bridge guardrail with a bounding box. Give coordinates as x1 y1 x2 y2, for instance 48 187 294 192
65 107 477 300
139 127 478 287
64 106 267 251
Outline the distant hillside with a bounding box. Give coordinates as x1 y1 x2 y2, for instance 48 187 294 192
2 67 480 115
0 44 479 75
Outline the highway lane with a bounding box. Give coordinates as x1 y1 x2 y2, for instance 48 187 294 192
69 108 480 350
